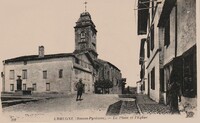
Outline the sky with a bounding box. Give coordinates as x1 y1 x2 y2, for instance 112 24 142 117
0 0 142 88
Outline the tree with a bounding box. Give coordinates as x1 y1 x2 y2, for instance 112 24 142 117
95 79 113 94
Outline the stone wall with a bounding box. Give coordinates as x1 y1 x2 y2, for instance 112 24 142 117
4 57 74 93
177 0 196 56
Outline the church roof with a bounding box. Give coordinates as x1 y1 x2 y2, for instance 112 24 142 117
74 12 96 31
97 59 121 72
4 53 76 64
73 50 97 68
80 12 92 21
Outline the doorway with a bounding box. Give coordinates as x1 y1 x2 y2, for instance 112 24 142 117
17 79 22 90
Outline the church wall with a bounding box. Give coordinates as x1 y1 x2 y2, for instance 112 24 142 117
71 67 93 94
97 62 122 94
71 53 94 94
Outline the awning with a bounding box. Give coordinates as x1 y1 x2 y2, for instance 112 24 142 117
157 0 176 27
137 0 150 35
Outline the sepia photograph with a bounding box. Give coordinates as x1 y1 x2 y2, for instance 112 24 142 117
0 0 198 122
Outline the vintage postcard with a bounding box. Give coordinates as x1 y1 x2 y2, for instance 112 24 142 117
0 0 199 122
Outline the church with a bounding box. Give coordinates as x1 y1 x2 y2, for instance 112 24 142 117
1 11 123 95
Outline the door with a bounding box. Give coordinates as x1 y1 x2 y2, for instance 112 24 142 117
159 68 165 103
17 79 22 90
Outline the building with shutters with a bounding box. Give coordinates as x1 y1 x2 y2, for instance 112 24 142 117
137 0 196 114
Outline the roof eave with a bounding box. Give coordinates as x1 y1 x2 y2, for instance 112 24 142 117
157 0 176 27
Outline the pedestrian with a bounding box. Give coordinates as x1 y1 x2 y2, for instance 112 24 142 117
168 70 181 114
76 78 84 101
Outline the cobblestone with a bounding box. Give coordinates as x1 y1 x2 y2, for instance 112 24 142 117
138 104 171 114
136 94 171 114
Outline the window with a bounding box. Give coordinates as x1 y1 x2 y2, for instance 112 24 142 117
75 58 79 64
22 69 27 79
151 1 155 20
164 17 170 46
1 72 4 77
148 12 150 29
148 73 150 94
147 37 150 58
46 83 50 91
80 38 86 42
59 69 63 78
107 71 110 80
150 24 154 50
92 43 96 48
142 81 145 91
151 67 155 90
165 66 171 92
81 31 85 38
32 83 36 91
10 84 14 91
43 71 47 79
23 84 26 90
9 70 15 80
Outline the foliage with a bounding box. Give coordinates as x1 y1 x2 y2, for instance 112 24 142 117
95 79 113 89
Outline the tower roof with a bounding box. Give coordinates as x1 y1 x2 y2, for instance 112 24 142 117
74 12 96 30
80 12 92 20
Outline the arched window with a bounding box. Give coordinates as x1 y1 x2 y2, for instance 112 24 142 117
81 31 85 38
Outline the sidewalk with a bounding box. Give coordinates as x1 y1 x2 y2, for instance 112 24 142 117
1 94 59 108
136 94 171 114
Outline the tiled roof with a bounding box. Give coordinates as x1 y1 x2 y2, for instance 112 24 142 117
97 59 121 72
4 53 75 63
74 12 97 32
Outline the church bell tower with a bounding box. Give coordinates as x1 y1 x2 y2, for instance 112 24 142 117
74 11 98 59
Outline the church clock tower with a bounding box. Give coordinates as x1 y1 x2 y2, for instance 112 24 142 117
74 11 98 59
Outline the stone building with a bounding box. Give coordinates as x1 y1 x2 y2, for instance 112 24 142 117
96 59 122 94
1 11 123 95
137 0 197 114
2 46 94 94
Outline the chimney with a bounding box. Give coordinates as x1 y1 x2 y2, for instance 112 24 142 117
38 46 44 58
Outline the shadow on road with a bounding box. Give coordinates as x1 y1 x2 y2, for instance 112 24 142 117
106 100 123 116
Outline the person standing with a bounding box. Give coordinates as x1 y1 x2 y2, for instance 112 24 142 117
168 70 181 114
76 78 84 101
